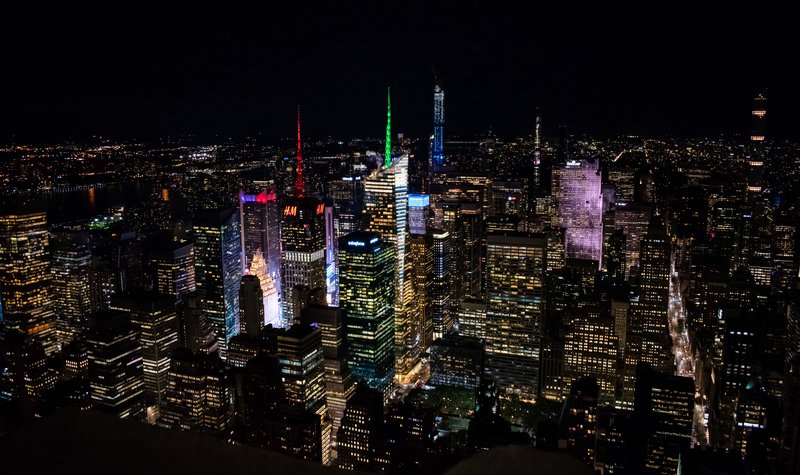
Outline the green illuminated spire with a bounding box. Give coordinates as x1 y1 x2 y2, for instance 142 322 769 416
384 87 391 168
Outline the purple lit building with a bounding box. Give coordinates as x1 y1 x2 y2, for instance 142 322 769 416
552 160 603 267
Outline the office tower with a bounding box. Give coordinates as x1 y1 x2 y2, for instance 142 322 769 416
458 297 487 340
338 385 387 471
408 194 431 235
239 275 264 337
235 353 285 445
88 258 116 313
248 249 280 327
158 348 231 434
325 203 338 306
772 220 796 292
613 202 652 278
594 408 630 474
110 293 178 408
176 292 219 355
50 227 92 346
276 324 330 465
623 219 672 403
751 88 767 142
607 228 627 282
484 232 547 401
431 229 454 339
563 304 619 404
339 232 395 400
63 339 89 379
721 310 758 396
432 82 445 170
429 334 484 389
147 240 195 301
560 377 599 464
408 233 434 352
300 305 356 458
330 175 364 237
491 181 527 217
552 159 603 267
239 188 279 272
0 210 57 354
85 311 144 419
280 196 327 327
364 90 414 380
633 364 694 475
0 330 57 403
193 208 242 360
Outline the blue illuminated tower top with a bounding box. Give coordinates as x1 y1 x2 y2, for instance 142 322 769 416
432 83 444 168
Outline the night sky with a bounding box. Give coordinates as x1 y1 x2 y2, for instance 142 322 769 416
1 2 796 142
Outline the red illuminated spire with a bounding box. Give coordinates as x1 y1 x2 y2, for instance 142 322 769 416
295 105 305 198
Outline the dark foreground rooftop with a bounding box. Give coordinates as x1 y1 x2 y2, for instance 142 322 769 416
0 408 353 475
445 445 593 475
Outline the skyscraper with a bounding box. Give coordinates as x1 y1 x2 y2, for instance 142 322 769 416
552 159 603 267
50 227 92 346
0 210 57 354
750 88 767 143
239 187 281 297
110 292 179 408
240 274 265 337
563 304 619 404
85 311 145 419
147 240 196 301
193 208 242 360
432 82 445 169
247 249 280 328
431 229 453 339
484 232 547 402
280 197 327 326
339 232 395 400
364 89 416 380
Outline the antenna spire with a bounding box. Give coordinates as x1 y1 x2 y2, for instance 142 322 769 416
384 87 392 168
295 105 304 197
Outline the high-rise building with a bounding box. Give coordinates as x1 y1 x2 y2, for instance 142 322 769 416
239 188 281 298
147 240 196 302
613 202 652 279
364 89 416 380
193 208 242 360
0 210 57 354
408 194 431 236
563 304 619 404
338 385 387 471
50 227 92 346
0 330 57 403
458 297 487 340
750 88 767 143
280 196 327 327
339 232 395 400
623 219 672 404
239 275 264 337
175 292 219 356
432 82 445 170
632 364 694 475
561 377 599 464
431 229 453 339
277 324 330 465
408 233 434 352
85 311 144 419
429 333 484 389
300 305 356 458
484 232 547 402
110 292 179 407
552 160 603 267
158 348 231 434
248 249 280 328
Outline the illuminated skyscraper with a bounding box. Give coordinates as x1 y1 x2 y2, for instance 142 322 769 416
85 311 145 419
110 292 179 408
623 219 672 404
280 197 327 327
750 89 767 143
193 208 242 360
563 304 619 404
484 232 547 401
409 233 434 352
408 194 431 236
50 227 92 346
0 210 57 354
364 89 416 380
277 323 331 465
147 240 196 301
432 82 445 169
248 249 280 328
552 159 603 268
339 232 395 400
239 188 280 291
431 229 453 339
